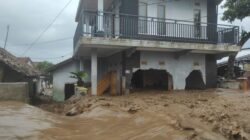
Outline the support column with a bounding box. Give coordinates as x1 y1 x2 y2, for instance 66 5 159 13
79 59 83 71
121 52 126 95
98 0 104 31
91 48 98 95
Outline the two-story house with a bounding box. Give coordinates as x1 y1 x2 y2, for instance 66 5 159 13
71 0 240 96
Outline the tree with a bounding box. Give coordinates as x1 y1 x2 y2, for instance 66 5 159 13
222 0 250 79
70 71 87 87
36 61 54 72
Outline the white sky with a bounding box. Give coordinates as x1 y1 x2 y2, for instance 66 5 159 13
0 0 249 64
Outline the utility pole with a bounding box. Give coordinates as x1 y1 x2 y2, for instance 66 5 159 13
4 25 10 50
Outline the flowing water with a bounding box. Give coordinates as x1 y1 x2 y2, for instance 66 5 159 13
1 89 250 140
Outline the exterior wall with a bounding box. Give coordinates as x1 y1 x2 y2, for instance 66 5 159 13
138 0 207 23
140 51 206 90
82 58 112 83
83 59 91 82
119 0 208 23
52 61 78 102
207 0 217 24
0 82 29 102
205 54 217 88
105 52 122 95
125 51 141 90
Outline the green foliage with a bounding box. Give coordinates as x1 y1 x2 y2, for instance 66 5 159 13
36 61 54 72
70 71 88 86
222 0 250 22
239 30 250 46
222 0 250 79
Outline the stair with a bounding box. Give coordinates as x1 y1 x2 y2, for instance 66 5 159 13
88 71 117 96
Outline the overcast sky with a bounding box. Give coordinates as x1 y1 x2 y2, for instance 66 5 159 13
0 0 249 64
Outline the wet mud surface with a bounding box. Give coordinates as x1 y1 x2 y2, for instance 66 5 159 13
1 89 250 140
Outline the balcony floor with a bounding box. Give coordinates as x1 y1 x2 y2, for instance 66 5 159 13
74 36 240 57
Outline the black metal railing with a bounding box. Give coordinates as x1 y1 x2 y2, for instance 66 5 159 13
74 10 239 48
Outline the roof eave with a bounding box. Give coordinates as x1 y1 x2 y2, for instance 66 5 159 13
75 0 83 22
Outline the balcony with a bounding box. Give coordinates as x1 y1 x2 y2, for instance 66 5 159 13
74 10 240 49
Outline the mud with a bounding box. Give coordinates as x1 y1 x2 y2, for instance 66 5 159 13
1 89 250 140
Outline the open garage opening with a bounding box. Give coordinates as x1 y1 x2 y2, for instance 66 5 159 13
131 69 173 91
185 70 206 90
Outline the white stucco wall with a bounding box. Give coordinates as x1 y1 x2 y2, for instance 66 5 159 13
139 0 207 22
138 0 207 38
52 61 79 101
140 51 206 90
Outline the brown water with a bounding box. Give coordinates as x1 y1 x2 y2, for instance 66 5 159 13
0 102 55 140
1 89 250 140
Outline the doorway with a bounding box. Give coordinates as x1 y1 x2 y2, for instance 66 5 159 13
131 69 173 90
185 70 205 90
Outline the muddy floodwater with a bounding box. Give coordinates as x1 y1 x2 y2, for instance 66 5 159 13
1 89 250 140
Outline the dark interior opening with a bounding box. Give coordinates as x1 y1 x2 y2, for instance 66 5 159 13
131 69 173 90
64 83 75 100
185 70 206 90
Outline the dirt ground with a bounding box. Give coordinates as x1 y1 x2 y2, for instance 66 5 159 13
1 89 250 140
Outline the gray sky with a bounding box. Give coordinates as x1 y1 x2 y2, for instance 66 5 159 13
0 0 249 64
0 0 79 63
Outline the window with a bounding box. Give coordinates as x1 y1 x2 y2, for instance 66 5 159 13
139 2 147 34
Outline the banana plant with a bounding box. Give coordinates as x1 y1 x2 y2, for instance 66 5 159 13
70 71 87 87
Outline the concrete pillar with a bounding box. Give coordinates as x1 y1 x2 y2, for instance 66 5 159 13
114 2 120 36
98 0 104 31
79 59 83 71
91 48 98 95
121 52 126 95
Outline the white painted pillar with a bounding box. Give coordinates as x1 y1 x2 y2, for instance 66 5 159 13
79 59 83 71
91 48 98 95
114 1 120 36
98 0 104 31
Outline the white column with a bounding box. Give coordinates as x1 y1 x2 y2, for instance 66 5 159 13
114 3 120 36
91 48 98 95
79 59 83 71
98 0 104 31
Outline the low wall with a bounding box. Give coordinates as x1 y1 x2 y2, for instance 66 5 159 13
0 82 29 102
219 80 240 89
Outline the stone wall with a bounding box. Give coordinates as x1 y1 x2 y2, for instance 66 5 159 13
0 82 29 102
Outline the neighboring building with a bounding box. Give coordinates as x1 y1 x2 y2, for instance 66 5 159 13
17 57 35 68
0 48 39 82
0 48 40 100
217 53 250 78
55 0 241 100
48 58 79 101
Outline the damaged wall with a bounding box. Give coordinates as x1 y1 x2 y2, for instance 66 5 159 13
140 51 206 90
